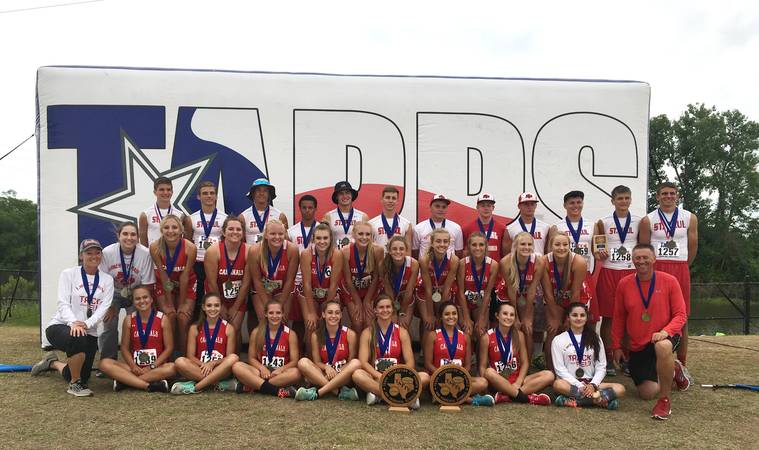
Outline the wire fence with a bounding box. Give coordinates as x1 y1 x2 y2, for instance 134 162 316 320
1 269 757 334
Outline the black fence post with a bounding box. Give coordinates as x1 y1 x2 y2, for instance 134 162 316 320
744 276 751 335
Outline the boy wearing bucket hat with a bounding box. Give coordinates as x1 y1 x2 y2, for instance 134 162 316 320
322 181 368 250
239 178 288 244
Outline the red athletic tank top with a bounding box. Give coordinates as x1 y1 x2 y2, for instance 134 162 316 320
487 327 520 384
195 319 228 361
206 242 247 301
432 327 467 369
259 324 291 368
318 325 350 370
129 311 164 366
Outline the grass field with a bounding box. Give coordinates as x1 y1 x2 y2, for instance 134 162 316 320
1 326 758 449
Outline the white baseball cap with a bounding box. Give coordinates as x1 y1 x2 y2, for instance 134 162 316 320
429 194 451 205
517 192 539 204
477 193 496 204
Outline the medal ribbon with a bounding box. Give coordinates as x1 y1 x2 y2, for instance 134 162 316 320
552 257 564 295
199 209 218 241
164 240 183 279
471 257 487 293
477 218 495 243
118 246 133 287
495 327 512 367
353 243 368 279
325 326 342 365
392 258 407 297
315 250 328 287
517 257 530 294
203 319 222 358
657 208 679 240
518 218 536 237
567 330 585 372
441 326 459 361
565 217 583 246
376 321 394 358
431 253 447 288
429 219 446 230
612 212 631 244
300 222 314 248
337 208 355 236
136 310 156 350
251 207 270 234
223 242 241 279
80 267 100 318
635 272 657 311
265 322 284 363
267 245 284 279
381 214 399 240
155 203 172 221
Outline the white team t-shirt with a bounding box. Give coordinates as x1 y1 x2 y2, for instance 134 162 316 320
99 243 156 291
506 218 551 255
241 205 284 244
647 208 691 262
142 204 187 246
412 219 463 256
551 331 607 388
288 221 316 253
369 213 412 251
326 207 368 249
600 212 641 270
190 209 228 261
554 217 595 273
48 267 115 336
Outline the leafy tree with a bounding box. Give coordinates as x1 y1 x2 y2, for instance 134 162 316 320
0 191 38 271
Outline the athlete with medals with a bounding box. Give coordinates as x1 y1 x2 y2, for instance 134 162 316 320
417 228 459 329
548 191 595 272
423 303 491 406
504 192 551 256
288 195 318 252
190 181 227 301
232 300 301 397
172 293 239 394
368 186 413 252
462 193 507 261
380 236 420 330
98 222 156 362
99 285 175 392
593 185 641 375
412 194 464 259
611 244 690 420
351 294 429 408
323 181 369 250
552 302 625 409
248 219 299 326
638 182 698 366
239 178 288 244
138 177 192 247
295 300 361 401
339 221 383 333
541 234 592 371
457 233 499 338
299 222 342 336
204 216 250 340
479 302 553 406
150 215 197 356
497 232 545 362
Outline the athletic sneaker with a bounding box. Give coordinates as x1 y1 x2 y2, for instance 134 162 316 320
148 380 169 393
236 382 253 394
170 381 197 395
554 395 578 408
112 379 126 392
605 399 620 410
277 387 296 398
30 352 58 376
67 379 93 397
215 379 238 392
338 386 359 401
471 394 495 407
620 359 631 377
366 392 380 406
295 387 318 401
652 396 671 420
606 367 617 377
494 392 512 404
527 393 552 406
410 398 421 410
673 360 691 391
94 369 105 378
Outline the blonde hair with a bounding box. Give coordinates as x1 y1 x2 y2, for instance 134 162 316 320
369 294 395 362
495 302 521 352
157 215 185 259
549 233 572 292
259 219 287 273
382 235 408 285
312 221 335 256
506 231 534 292
425 228 451 259
253 299 283 353
351 221 375 274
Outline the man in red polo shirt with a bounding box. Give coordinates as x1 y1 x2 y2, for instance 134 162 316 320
612 243 690 420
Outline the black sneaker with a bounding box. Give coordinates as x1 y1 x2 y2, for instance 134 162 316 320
148 380 169 393
113 379 126 392
67 379 93 397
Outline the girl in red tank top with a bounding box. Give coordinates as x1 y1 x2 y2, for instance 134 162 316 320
299 223 344 337
417 229 460 330
98 285 177 392
380 236 420 330
295 300 362 401
339 221 382 333
149 215 198 357
478 302 554 405
232 300 302 397
172 293 239 394
250 220 299 325
350 295 430 406
457 233 499 338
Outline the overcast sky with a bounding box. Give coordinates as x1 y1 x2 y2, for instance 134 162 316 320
1 0 757 201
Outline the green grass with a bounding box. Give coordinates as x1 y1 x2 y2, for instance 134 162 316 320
2 326 759 449
0 300 39 327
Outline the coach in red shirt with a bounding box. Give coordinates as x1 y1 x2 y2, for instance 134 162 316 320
611 243 689 420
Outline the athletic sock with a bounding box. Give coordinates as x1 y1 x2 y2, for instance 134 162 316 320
259 380 279 396
511 389 529 403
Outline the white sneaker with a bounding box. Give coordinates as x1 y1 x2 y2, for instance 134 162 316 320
67 380 93 397
366 392 379 405
410 398 420 410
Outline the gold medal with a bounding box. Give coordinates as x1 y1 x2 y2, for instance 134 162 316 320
340 237 350 247
575 368 584 378
641 311 651 322
203 240 211 250
314 288 327 299
264 280 275 294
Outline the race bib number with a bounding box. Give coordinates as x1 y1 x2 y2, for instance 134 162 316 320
133 349 157 366
464 290 484 305
610 247 632 263
353 275 372 290
330 359 347 373
440 358 462 367
200 349 224 363
494 359 517 374
571 242 590 257
374 357 398 373
657 241 680 257
223 280 242 299
261 355 285 369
